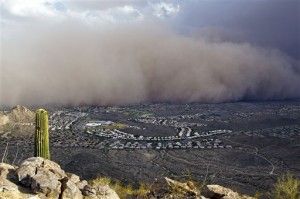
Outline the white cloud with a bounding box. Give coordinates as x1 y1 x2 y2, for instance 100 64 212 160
1 0 180 25
151 2 180 18
65 5 143 25
0 0 145 25
1 0 62 18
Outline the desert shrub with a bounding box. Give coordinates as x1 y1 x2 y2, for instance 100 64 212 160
168 183 188 198
272 173 300 199
111 182 134 198
134 183 150 198
254 191 263 199
89 177 150 198
89 176 111 186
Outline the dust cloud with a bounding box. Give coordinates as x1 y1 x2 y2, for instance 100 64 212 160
1 22 299 106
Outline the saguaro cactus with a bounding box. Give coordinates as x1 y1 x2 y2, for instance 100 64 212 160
34 109 50 159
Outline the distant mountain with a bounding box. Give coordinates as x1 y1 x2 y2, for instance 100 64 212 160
7 105 35 123
0 105 35 136
0 113 9 126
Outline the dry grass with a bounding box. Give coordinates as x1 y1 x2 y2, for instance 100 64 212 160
89 177 151 199
134 183 150 197
272 173 300 199
89 176 112 186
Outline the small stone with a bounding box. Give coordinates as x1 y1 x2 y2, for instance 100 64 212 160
0 163 16 181
165 177 200 197
67 173 80 184
82 185 96 196
76 180 88 191
93 185 120 199
202 184 255 199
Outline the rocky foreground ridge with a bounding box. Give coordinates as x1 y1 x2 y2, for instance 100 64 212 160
0 157 119 199
0 157 255 199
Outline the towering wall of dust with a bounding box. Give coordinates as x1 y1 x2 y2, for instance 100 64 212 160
1 23 300 106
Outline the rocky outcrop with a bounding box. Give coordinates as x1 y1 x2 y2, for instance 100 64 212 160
201 184 256 199
82 184 120 199
0 157 119 199
17 157 65 198
0 162 38 199
165 177 200 198
149 177 255 199
0 157 255 199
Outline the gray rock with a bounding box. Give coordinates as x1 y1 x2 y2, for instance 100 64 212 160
94 185 120 199
30 169 61 197
2 157 120 199
0 162 40 199
82 184 120 199
17 157 66 185
17 157 43 185
0 163 16 180
61 177 83 199
82 184 96 196
202 185 255 199
76 180 88 191
67 173 80 184
165 177 200 197
0 178 19 192
16 157 66 198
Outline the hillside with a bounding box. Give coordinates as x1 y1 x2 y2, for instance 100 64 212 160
0 104 299 198
0 105 35 136
0 157 257 199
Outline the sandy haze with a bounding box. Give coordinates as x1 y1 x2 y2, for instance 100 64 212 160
1 22 300 106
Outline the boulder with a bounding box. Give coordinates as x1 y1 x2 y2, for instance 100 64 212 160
82 184 120 199
0 178 19 192
30 169 62 197
61 177 83 199
0 163 16 180
17 157 66 198
0 163 41 199
17 157 66 183
165 177 200 198
67 173 81 184
17 157 44 185
0 163 18 192
76 180 88 191
202 184 255 199
93 185 120 199
82 185 97 196
0 157 120 199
